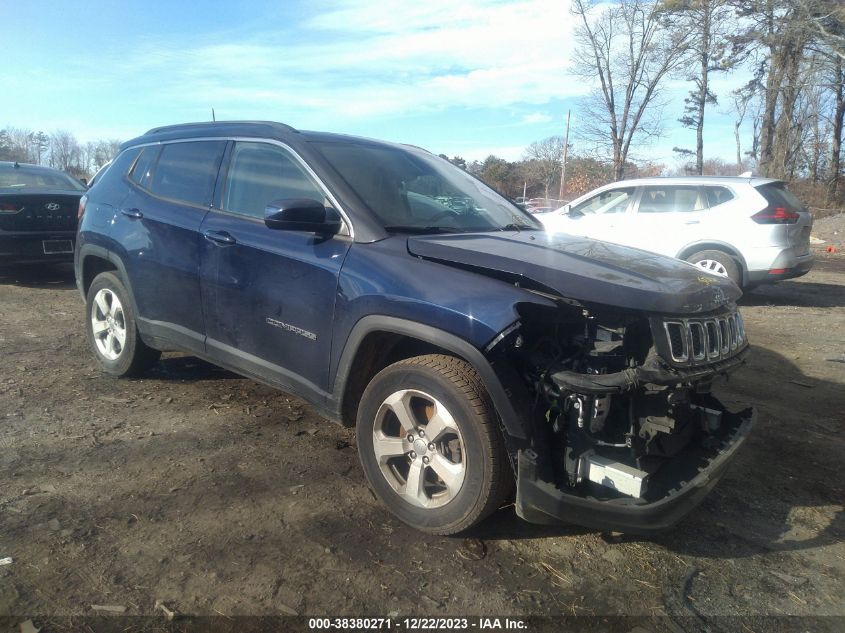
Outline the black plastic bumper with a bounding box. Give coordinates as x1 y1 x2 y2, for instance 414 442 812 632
515 407 755 534
0 231 76 263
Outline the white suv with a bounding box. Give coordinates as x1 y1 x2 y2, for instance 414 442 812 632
541 177 814 288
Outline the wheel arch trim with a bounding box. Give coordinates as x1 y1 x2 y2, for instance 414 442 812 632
333 316 528 440
76 244 141 319
675 241 749 284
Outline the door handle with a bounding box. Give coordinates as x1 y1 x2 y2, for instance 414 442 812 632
203 230 236 245
121 208 143 219
685 220 700 225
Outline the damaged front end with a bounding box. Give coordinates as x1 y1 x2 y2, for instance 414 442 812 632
491 300 754 534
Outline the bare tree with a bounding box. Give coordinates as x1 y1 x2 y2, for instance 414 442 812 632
797 0 845 60
0 127 38 163
729 83 757 171
48 130 83 174
523 137 564 200
829 54 844 199
663 0 735 174
571 0 693 180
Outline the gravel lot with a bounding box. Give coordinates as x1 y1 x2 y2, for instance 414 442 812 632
812 213 845 250
0 249 843 632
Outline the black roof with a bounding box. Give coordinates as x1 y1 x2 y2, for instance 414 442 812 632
126 120 412 153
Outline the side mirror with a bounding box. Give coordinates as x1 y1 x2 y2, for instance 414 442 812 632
264 198 342 234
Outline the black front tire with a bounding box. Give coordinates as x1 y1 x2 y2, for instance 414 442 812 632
356 354 512 535
85 271 160 376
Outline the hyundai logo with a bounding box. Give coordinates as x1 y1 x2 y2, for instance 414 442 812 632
45 202 61 211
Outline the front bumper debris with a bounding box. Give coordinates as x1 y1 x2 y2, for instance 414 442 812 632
515 406 755 534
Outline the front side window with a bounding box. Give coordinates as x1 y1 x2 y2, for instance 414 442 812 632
571 188 634 216
638 186 705 213
148 141 226 207
223 142 324 219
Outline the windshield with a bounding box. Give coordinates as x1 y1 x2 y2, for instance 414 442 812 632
0 166 86 192
312 141 541 233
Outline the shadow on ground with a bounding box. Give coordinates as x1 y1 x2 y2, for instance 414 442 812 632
0 262 76 289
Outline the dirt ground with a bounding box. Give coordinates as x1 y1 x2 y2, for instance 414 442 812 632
0 248 843 633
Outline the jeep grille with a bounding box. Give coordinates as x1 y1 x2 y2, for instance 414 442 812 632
661 311 745 365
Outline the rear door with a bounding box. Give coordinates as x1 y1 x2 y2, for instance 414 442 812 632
626 185 711 256
113 140 226 352
198 140 351 395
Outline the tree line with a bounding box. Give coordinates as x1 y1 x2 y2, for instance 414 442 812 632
0 127 121 181
458 0 845 209
4 1 842 207
571 0 844 205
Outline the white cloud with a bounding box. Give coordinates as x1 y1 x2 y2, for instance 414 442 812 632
92 0 582 121
522 112 554 124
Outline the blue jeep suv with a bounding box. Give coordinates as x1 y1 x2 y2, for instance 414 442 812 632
75 121 754 535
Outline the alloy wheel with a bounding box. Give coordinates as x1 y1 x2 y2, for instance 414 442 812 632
372 389 466 508
694 259 729 277
90 288 126 361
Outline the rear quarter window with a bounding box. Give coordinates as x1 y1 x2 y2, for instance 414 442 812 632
129 146 160 189
755 182 805 211
148 141 226 207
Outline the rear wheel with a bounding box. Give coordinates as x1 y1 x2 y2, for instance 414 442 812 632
85 272 160 376
356 354 511 535
686 249 741 286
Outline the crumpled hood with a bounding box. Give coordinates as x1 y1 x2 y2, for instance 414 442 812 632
407 231 741 315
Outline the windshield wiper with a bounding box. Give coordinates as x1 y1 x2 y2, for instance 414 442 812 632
494 223 542 232
383 225 467 234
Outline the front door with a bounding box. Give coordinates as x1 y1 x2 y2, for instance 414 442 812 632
198 141 351 398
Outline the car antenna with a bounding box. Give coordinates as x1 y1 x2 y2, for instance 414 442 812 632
13 161 19 168
212 108 216 122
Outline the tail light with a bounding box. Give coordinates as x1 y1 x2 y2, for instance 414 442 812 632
78 195 88 220
752 206 799 224
0 203 22 214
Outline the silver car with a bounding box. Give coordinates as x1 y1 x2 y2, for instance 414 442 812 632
541 176 814 288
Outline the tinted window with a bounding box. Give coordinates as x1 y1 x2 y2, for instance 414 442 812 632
639 186 704 213
223 142 324 219
756 182 804 211
0 165 85 191
149 141 226 207
571 188 634 215
704 186 735 208
129 146 160 189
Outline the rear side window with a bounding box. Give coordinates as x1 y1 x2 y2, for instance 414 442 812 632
129 146 160 189
639 186 705 213
756 182 804 211
149 141 226 207
223 142 324 219
703 186 735 208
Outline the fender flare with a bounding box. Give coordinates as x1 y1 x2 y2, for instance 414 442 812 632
333 315 528 440
76 244 141 318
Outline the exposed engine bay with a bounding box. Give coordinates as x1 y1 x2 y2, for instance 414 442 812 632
503 302 750 506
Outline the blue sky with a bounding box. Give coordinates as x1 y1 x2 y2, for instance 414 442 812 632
1 0 751 166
